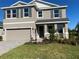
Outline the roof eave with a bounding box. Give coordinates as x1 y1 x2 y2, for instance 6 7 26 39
1 4 35 9
10 1 27 6
36 5 67 10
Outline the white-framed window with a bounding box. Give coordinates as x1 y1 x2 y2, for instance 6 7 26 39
53 9 60 18
12 9 17 18
6 10 11 18
37 10 43 18
23 8 29 17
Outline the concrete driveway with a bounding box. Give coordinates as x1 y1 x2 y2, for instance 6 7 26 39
0 39 27 56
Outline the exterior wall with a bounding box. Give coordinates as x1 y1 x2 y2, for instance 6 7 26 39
4 18 36 23
61 9 66 18
0 29 3 36
4 7 67 23
3 23 35 29
31 7 37 19
42 10 51 19
3 7 37 29
37 8 67 20
4 7 37 23
2 1 68 42
63 23 69 39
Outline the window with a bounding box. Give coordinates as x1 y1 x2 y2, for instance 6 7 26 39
57 24 63 33
38 10 42 17
12 9 17 18
6 10 11 18
24 8 29 17
54 9 60 17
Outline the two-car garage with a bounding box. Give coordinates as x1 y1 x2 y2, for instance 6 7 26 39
6 28 31 42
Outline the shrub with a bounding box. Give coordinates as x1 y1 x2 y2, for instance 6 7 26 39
70 40 77 46
49 25 55 42
43 38 50 44
0 36 2 41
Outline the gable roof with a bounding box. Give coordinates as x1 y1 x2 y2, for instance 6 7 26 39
29 0 60 7
1 0 67 10
10 1 27 6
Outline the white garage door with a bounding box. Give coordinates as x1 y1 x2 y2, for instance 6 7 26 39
6 29 31 42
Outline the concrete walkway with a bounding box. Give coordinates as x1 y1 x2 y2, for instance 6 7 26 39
0 39 27 56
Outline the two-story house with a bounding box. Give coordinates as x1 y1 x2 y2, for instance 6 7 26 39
1 0 69 42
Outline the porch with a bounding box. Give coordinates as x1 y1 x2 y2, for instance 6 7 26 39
36 23 69 42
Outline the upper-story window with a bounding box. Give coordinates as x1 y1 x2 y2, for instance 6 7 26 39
54 9 60 17
37 10 43 17
6 10 11 18
12 9 17 18
23 8 29 17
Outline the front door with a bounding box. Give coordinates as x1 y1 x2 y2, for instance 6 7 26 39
39 25 44 38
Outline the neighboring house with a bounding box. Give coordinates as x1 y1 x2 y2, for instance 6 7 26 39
1 0 69 42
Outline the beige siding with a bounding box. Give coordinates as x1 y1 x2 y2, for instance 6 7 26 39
4 18 36 23
61 9 66 18
4 7 37 22
4 7 67 30
3 23 35 29
43 10 51 19
31 7 37 19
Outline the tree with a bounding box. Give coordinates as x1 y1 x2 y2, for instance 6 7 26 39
75 22 79 39
0 21 3 29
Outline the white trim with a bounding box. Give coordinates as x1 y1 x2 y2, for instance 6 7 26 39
5 10 7 19
39 0 60 7
12 9 17 18
29 1 34 4
6 9 18 19
23 8 30 18
1 4 67 10
1 0 67 10
1 4 35 9
37 10 43 18
6 9 11 19
10 1 27 6
36 21 69 24
11 9 12 18
2 28 6 41
29 0 60 7
38 6 67 10
3 21 35 25
53 9 61 19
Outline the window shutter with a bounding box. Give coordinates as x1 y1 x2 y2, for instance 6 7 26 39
21 9 23 18
51 10 53 18
17 9 19 18
29 8 32 17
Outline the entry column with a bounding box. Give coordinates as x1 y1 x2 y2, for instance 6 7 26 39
54 24 59 37
64 24 69 39
44 24 49 39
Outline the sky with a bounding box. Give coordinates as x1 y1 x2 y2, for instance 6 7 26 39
0 0 79 29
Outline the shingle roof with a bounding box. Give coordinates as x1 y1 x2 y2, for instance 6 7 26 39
36 18 69 23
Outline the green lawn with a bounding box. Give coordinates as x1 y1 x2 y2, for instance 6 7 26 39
0 43 79 59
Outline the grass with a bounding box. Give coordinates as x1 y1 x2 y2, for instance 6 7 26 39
0 43 79 59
